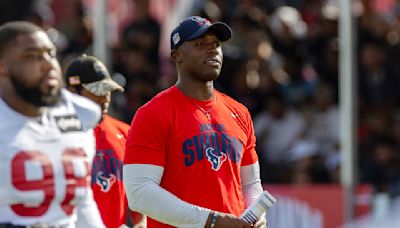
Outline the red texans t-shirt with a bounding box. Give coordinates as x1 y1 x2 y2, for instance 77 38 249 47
125 86 259 227
92 115 133 228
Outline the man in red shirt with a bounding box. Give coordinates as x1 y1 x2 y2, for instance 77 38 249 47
124 16 268 228
65 54 146 228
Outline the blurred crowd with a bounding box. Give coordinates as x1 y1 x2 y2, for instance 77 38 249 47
2 0 400 198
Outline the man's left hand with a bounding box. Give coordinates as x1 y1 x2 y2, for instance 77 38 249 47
253 216 267 228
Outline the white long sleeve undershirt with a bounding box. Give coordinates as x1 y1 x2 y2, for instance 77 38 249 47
123 162 264 227
240 163 264 208
123 164 211 227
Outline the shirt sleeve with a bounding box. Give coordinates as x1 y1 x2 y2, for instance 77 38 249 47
240 109 259 166
240 163 263 208
62 89 101 130
123 164 211 227
124 106 168 166
75 187 105 228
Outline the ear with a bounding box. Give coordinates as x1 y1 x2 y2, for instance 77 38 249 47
171 49 182 63
0 59 7 77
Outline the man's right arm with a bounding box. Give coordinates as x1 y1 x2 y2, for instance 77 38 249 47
123 164 252 228
131 211 147 228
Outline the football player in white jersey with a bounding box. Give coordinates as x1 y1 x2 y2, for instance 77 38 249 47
0 21 105 228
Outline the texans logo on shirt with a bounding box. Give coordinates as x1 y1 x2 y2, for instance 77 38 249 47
182 124 243 170
206 147 227 171
92 149 123 191
96 171 116 192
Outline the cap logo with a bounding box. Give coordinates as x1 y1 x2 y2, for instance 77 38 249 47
93 61 107 75
172 32 180 45
68 76 81 86
190 16 211 26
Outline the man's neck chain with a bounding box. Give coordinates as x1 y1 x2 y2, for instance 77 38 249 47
187 95 216 121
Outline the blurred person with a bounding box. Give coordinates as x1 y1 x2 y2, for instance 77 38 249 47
120 78 156 123
113 41 159 123
194 0 223 22
306 3 339 99
222 15 282 114
357 0 393 42
361 135 400 197
303 82 339 156
225 59 267 115
289 140 330 184
58 0 93 56
0 21 104 227
123 16 268 227
358 39 400 106
122 0 161 67
325 151 341 183
116 1 161 104
25 1 69 55
390 114 400 147
268 6 308 60
357 107 395 171
312 38 339 101
360 108 393 138
253 91 306 182
117 43 158 83
64 54 146 228
278 53 317 109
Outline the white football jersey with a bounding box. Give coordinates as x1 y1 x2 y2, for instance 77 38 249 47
0 89 104 227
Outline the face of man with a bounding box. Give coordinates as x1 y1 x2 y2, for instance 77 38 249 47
80 88 111 117
2 31 62 106
174 32 223 82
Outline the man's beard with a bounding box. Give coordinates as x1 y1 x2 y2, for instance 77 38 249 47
10 74 61 107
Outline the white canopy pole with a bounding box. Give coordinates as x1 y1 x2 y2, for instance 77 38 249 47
339 0 357 223
93 0 108 66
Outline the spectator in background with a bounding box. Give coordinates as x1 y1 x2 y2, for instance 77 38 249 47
278 53 317 109
215 9 283 114
390 115 400 148
289 140 330 185
268 6 308 58
113 0 161 123
112 41 159 123
358 39 400 106
64 54 146 228
312 37 339 101
25 0 69 56
302 82 339 156
122 0 161 69
60 0 93 56
361 135 400 197
254 91 306 182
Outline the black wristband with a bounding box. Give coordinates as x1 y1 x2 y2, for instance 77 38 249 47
210 212 218 228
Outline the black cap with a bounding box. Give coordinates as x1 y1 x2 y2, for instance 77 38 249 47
170 16 232 50
65 54 124 96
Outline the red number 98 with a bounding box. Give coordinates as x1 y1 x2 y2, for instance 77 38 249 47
10 148 90 217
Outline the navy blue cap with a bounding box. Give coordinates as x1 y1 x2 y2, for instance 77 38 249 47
170 16 232 50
